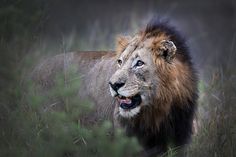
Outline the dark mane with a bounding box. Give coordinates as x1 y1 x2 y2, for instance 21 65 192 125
144 18 192 63
115 18 199 156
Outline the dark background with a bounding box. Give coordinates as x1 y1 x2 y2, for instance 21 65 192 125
1 0 236 70
31 0 236 69
35 0 236 69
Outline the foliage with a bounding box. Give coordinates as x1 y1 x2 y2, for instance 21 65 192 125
0 67 141 157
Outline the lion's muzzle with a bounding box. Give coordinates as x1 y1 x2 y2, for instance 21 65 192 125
109 80 142 118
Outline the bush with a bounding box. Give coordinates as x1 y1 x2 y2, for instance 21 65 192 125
0 66 141 157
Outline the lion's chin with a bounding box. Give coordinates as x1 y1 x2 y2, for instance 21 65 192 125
119 106 141 118
116 94 142 118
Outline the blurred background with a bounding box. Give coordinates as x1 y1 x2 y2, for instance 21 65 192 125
0 0 235 157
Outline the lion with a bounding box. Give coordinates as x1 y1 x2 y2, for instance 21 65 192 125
32 19 198 156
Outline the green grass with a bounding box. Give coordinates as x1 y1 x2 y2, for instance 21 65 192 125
0 63 141 157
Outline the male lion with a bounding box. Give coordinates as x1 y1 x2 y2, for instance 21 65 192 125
32 19 198 156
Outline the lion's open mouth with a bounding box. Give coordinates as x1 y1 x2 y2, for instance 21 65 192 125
117 94 142 110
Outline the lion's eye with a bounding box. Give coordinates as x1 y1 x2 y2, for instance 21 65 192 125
117 59 122 66
135 60 144 67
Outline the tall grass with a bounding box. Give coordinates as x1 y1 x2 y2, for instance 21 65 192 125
187 65 236 157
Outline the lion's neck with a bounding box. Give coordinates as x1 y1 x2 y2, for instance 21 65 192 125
78 53 117 123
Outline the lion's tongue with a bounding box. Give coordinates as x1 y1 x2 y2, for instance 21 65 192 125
119 98 132 104
119 98 134 110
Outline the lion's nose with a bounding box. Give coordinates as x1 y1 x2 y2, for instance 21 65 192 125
109 81 125 92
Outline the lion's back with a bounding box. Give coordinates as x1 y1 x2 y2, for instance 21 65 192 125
31 51 114 88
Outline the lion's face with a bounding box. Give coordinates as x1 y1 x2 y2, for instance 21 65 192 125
109 35 177 118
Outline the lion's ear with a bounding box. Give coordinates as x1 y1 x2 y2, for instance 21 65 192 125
159 40 177 63
116 35 131 53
